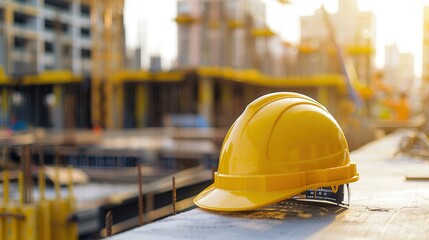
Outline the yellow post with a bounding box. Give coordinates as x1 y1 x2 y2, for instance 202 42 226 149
135 84 146 128
114 82 124 128
36 201 51 240
198 78 213 126
4 206 18 240
0 205 3 240
67 166 77 240
318 87 329 108
18 206 36 240
66 199 77 240
18 172 24 205
36 150 51 240
51 148 69 240
50 200 69 240
2 88 8 124
37 150 51 240
53 85 62 106
3 171 9 203
221 83 233 126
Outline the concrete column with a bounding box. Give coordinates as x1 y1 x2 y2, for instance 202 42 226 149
221 82 233 127
112 82 123 128
5 1 13 74
71 0 81 74
104 81 113 129
36 0 44 72
135 83 147 128
0 36 6 69
317 86 329 108
198 77 213 127
52 85 64 130
1 87 9 127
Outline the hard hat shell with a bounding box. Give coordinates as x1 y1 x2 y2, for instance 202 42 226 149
194 92 358 211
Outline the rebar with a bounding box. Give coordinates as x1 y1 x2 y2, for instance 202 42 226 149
172 176 177 215
137 163 144 226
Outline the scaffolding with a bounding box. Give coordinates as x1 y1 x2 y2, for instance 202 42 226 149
89 0 125 129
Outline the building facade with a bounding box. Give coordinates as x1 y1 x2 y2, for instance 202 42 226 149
299 0 376 83
0 0 124 77
423 6 429 83
0 0 125 129
0 0 90 75
384 44 415 92
176 0 269 72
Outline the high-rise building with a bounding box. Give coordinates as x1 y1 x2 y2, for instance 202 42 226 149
299 0 376 83
0 0 125 77
299 9 340 76
149 55 162 72
176 0 268 71
127 47 141 70
423 6 429 83
399 53 415 90
0 0 89 75
384 44 415 92
0 0 125 129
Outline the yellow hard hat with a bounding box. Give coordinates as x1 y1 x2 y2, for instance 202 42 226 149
194 92 359 211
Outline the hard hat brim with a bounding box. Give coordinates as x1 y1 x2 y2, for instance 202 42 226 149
194 184 301 211
194 175 359 211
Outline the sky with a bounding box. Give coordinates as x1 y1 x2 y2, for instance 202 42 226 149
124 0 429 76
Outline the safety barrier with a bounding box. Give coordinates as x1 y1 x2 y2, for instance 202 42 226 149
0 147 77 240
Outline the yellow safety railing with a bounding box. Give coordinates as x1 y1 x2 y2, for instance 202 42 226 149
0 147 77 240
22 70 82 85
0 66 11 85
110 67 347 93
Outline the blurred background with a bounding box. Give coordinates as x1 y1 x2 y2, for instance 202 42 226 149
1 0 429 239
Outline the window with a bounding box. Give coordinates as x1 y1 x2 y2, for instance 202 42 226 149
44 19 68 33
63 45 71 56
44 41 53 53
80 27 90 37
178 1 190 15
14 12 27 25
81 49 91 58
44 65 54 70
226 0 237 18
14 0 31 4
80 4 90 16
0 9 4 24
44 0 70 11
14 37 27 49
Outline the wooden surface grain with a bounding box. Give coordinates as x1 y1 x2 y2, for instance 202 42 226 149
109 131 429 239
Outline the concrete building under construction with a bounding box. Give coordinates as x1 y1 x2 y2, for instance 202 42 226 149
299 0 375 83
0 0 125 76
422 6 429 83
384 43 415 92
0 0 126 129
175 0 273 72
